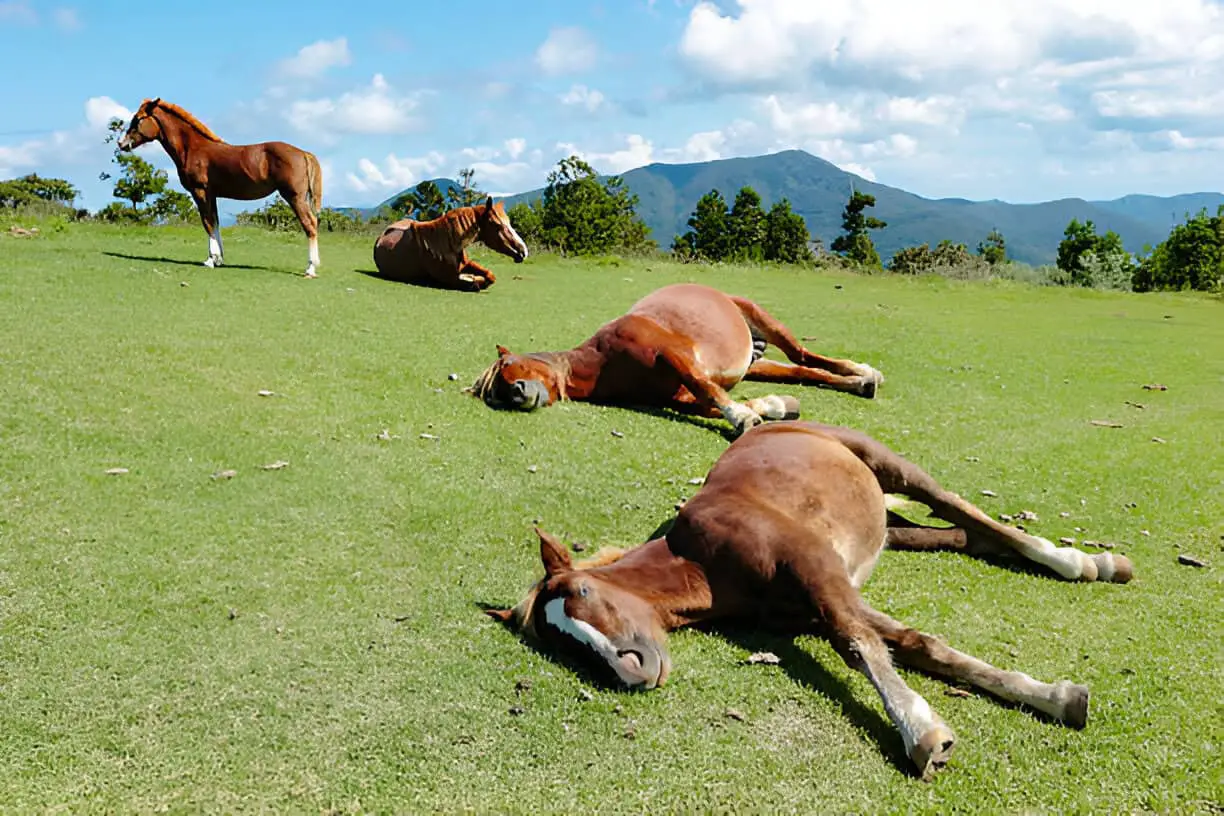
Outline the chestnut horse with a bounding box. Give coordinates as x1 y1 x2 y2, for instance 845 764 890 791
118 98 323 277
372 197 528 291
471 283 883 435
489 421 1133 779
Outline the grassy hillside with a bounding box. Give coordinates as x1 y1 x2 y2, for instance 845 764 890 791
1 223 1221 812
499 150 1224 265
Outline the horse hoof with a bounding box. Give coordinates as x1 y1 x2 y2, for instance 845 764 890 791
910 724 956 781
779 395 801 420
1054 681 1090 729
858 376 878 399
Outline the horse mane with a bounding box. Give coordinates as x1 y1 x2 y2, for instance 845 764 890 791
510 547 629 637
150 100 226 143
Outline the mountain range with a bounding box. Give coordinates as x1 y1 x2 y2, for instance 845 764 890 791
360 150 1224 266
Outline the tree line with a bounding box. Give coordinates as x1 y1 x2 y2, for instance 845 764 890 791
2 131 1219 292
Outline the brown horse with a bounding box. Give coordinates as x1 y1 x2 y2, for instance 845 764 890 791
471 283 883 435
118 98 324 277
372 197 528 291
488 421 1133 779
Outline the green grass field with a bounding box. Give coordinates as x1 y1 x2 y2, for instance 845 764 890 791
1 223 1221 813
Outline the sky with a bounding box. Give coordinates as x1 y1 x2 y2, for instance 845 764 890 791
3 0 1224 214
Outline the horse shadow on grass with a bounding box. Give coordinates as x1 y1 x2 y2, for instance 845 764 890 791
354 268 493 292
103 251 269 272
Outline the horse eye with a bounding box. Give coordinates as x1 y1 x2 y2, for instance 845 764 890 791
578 584 589 598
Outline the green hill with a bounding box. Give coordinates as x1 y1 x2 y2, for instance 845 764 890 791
360 152 1224 265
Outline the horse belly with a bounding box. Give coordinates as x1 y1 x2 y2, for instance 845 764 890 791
590 352 682 404
631 284 753 383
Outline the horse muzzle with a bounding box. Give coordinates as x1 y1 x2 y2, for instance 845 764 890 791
610 633 671 690
505 379 550 411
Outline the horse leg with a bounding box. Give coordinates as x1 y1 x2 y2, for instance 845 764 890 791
460 259 497 290
285 191 319 278
194 192 222 267
818 424 1133 583
668 389 800 422
783 544 955 779
746 358 880 399
862 607 1090 728
612 317 766 435
731 296 884 384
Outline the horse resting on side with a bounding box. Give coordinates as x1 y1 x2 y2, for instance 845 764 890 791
471 283 884 435
488 421 1133 780
372 197 528 291
118 98 324 278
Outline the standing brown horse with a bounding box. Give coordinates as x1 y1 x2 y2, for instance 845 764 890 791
489 421 1132 779
372 197 528 291
471 283 883 435
118 98 323 278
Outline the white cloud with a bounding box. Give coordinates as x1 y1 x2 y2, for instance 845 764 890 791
535 26 598 76
345 151 447 194
1092 89 1224 120
839 162 877 182
1158 130 1224 151
504 138 527 160
559 84 606 113
52 7 79 30
277 37 352 80
876 95 963 128
85 96 130 130
557 134 656 174
287 74 420 139
759 95 862 140
678 0 1224 90
0 1 36 24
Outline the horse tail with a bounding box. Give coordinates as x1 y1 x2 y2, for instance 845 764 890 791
305 151 323 217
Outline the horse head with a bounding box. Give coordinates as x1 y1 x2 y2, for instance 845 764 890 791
469 345 565 411
117 98 162 152
476 196 528 263
487 529 671 690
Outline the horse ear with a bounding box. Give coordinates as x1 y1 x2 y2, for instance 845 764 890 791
536 527 573 576
496 344 511 358
485 195 495 210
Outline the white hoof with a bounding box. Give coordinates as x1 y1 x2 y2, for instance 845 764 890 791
203 257 217 268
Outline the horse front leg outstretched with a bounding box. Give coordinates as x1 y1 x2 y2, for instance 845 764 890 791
457 258 496 291
731 295 883 398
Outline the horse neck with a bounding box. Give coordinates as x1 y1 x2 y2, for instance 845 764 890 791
151 110 193 166
588 538 713 630
537 343 605 400
446 206 483 249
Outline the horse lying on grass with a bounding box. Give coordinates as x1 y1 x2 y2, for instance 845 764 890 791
372 197 528 291
471 283 883 435
488 421 1132 780
118 98 324 277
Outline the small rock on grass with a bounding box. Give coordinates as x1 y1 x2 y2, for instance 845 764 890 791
104 467 129 476
1059 536 1076 546
746 651 781 665
724 708 747 722
1177 554 1208 568
261 460 289 471
212 469 238 481
611 430 625 438
1090 420 1124 428
257 389 276 397
1142 383 1168 391
419 432 440 441
448 373 459 381
578 689 594 702
527 465 538 473
1152 437 1167 444
981 489 998 498
687 477 706 486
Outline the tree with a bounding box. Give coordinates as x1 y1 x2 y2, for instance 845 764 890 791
506 201 543 246
100 115 191 224
761 198 813 263
538 156 654 255
1056 219 1132 288
830 191 886 267
727 186 766 261
391 180 447 220
110 151 168 213
674 189 730 261
12 173 78 204
977 229 1007 265
889 240 984 276
150 189 195 224
446 167 485 209
1132 206 1224 292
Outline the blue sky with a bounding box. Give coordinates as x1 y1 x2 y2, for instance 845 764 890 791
4 0 1224 214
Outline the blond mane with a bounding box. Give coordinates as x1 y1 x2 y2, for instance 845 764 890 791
149 99 226 143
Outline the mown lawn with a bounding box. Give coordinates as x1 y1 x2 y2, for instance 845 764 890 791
0 222 1221 813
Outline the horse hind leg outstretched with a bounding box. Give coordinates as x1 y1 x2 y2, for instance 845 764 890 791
821 424 1133 583
732 296 883 398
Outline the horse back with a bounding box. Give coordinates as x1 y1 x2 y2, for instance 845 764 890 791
675 422 888 600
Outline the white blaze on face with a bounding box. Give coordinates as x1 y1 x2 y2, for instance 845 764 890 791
504 216 528 258
543 597 639 685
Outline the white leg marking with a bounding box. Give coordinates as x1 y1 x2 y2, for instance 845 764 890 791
720 402 762 433
304 236 319 278
1029 536 1093 580
861 651 940 756
205 232 222 267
